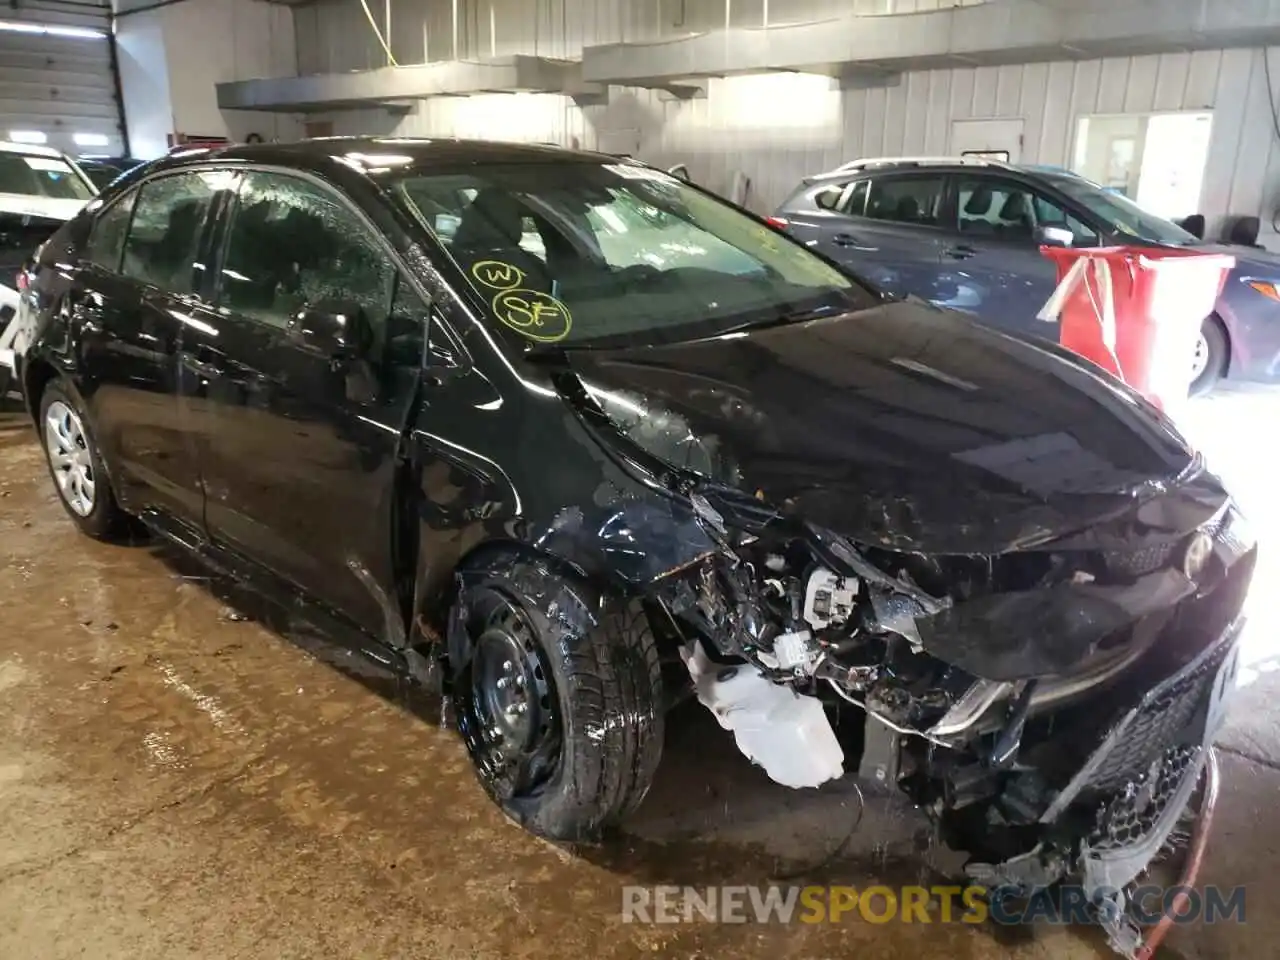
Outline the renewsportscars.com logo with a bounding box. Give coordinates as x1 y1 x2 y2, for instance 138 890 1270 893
621 884 1247 926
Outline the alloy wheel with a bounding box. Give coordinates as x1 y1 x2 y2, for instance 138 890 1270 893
44 400 96 517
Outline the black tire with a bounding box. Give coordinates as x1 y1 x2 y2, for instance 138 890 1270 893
451 557 664 841
38 379 129 540
1190 317 1227 397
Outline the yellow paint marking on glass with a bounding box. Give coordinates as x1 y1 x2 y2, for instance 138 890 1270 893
471 259 526 291
491 289 573 343
755 226 780 252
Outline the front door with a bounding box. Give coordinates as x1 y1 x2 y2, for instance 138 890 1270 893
939 174 1100 338
184 169 426 635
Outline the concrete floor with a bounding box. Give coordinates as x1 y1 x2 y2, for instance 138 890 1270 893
1 388 1277 960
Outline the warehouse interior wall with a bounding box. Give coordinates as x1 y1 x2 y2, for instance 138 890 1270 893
300 46 1280 247
112 0 1280 249
115 0 301 158
278 1 1280 245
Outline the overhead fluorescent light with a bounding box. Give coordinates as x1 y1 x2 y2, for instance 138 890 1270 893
0 19 106 40
73 132 109 147
9 130 48 144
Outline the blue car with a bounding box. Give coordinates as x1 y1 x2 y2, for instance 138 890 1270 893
772 156 1280 394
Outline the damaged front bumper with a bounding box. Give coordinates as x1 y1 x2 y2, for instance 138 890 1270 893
665 473 1253 958
966 611 1241 958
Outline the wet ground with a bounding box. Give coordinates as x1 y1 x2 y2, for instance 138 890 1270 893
2 388 1278 960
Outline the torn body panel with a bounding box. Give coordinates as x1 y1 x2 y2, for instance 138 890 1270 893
401 286 1253 955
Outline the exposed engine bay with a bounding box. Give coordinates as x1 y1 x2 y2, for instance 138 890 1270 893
654 480 1254 953
660 504 1018 789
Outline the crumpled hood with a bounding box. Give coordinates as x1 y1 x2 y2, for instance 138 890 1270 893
561 299 1199 555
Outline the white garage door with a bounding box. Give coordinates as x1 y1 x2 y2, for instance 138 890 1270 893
0 1 123 157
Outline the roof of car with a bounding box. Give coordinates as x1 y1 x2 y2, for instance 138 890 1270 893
150 137 619 177
801 156 1084 188
0 140 63 158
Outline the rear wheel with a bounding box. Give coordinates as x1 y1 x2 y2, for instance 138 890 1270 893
1190 318 1227 397
39 380 128 539
451 558 664 840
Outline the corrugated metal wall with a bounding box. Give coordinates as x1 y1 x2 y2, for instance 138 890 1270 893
0 0 122 156
293 0 1280 243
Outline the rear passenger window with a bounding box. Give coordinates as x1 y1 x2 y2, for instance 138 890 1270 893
86 192 136 272
864 177 944 226
121 173 220 295
812 184 844 210
840 179 869 215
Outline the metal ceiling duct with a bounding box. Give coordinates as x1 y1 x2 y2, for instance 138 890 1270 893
216 55 603 112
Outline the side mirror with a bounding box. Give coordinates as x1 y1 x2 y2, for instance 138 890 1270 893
290 300 374 365
1036 225 1074 248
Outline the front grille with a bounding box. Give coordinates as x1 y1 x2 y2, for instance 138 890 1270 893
1038 615 1241 826
1099 512 1226 580
1100 540 1179 579
1084 635 1231 792
1088 744 1200 850
1100 512 1228 578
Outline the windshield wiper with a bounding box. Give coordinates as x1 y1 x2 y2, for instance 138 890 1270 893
712 301 848 336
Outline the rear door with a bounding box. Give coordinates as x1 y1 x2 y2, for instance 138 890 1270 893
183 168 426 635
790 172 950 300
942 173 1100 337
73 171 224 526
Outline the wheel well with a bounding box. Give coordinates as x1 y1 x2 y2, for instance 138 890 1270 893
430 540 627 656
1207 313 1231 375
21 358 56 424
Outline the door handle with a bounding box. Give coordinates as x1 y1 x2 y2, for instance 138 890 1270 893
181 348 222 380
945 245 979 260
832 233 879 252
61 292 104 333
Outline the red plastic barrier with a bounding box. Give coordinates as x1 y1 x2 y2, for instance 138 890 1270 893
1038 246 1235 410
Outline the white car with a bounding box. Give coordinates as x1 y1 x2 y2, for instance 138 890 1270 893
0 140 98 397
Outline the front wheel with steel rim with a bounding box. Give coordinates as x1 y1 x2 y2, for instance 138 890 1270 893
1190 317 1227 397
39 380 128 539
451 557 664 841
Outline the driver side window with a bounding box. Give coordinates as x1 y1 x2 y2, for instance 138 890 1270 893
956 176 1099 246
218 171 395 332
1031 193 1099 247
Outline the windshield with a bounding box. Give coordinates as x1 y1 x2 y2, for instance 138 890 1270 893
0 152 94 201
1044 174 1196 246
391 161 874 348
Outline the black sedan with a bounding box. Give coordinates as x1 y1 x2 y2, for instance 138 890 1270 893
15 140 1251 930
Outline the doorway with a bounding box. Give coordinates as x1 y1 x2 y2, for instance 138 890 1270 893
949 118 1025 163
1072 111 1213 220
